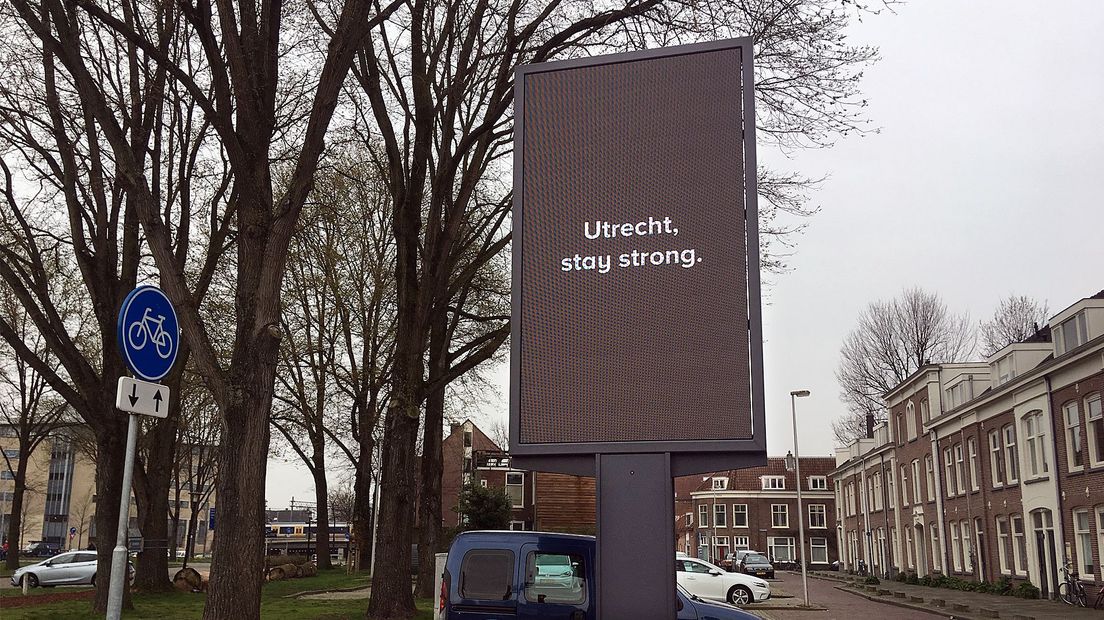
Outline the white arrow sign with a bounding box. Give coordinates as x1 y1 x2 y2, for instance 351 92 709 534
115 376 170 419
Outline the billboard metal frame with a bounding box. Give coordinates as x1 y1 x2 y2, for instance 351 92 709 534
509 37 765 462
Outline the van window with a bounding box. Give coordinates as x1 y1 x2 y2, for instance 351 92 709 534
524 552 586 604
460 549 515 600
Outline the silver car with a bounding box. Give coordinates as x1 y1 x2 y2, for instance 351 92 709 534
10 550 131 588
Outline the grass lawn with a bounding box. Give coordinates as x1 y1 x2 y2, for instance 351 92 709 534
0 560 37 578
0 569 435 619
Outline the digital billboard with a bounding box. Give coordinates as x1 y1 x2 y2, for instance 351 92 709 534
510 39 764 457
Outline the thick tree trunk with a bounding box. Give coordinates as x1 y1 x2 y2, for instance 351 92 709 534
352 424 374 571
184 506 201 563
4 457 29 570
312 449 332 570
132 400 178 592
415 312 447 598
367 408 419 618
202 391 272 620
92 419 133 612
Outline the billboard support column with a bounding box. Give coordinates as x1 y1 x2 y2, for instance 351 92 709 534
596 452 675 618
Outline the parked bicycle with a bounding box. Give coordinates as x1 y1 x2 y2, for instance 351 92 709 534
1059 562 1088 607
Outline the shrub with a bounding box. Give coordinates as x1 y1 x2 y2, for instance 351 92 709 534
905 572 919 585
919 575 933 587
1015 582 1040 599
895 572 908 582
864 576 880 585
993 577 1013 596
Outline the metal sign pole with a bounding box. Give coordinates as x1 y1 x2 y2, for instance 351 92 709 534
107 412 139 619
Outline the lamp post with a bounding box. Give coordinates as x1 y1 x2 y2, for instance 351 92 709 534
788 389 811 607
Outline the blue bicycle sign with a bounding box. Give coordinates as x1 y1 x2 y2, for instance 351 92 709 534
117 286 179 381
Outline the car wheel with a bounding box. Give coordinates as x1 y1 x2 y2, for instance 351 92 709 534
91 574 96 587
27 573 39 588
728 585 752 606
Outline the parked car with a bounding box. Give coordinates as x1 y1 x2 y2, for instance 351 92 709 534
22 541 62 558
10 551 133 588
440 530 759 620
676 556 771 606
724 550 761 571
736 553 774 579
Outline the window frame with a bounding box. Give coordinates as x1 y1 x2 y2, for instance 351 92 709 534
761 475 785 490
771 504 789 529
459 549 516 601
1087 393 1104 468
713 503 727 528
809 504 827 529
1074 509 1093 577
967 437 979 491
996 516 1010 574
698 504 709 529
1011 514 1027 575
1065 401 1084 471
1002 424 1019 483
1022 412 1048 478
808 475 827 490
732 504 748 528
810 537 828 564
505 471 525 508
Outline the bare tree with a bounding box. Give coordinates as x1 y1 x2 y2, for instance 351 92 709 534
979 295 1049 357
357 1 890 615
0 281 70 570
834 287 975 445
4 0 404 614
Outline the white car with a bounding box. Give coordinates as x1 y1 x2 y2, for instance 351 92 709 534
10 551 132 588
675 555 770 606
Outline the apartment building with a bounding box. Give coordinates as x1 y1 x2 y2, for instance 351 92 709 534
832 291 1104 600
1 426 216 555
690 457 838 567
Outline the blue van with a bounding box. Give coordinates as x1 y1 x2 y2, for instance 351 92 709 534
441 530 758 620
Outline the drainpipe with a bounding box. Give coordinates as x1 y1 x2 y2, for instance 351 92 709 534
880 452 892 578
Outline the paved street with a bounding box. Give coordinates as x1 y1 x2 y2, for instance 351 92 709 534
748 572 945 620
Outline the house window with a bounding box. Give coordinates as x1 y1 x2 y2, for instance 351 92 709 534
809 504 826 529
509 521 527 531
961 520 973 571
995 355 1015 385
810 537 828 564
1002 425 1019 483
698 532 708 547
911 460 921 505
1011 515 1027 575
463 430 472 447
714 504 727 528
906 402 917 441
480 479 488 488
943 447 956 497
1022 412 1048 478
767 537 795 562
950 522 962 571
505 472 524 507
921 400 930 423
931 524 942 572
771 504 789 528
1055 311 1089 355
905 527 914 569
954 443 965 493
871 472 882 511
1074 509 1093 576
712 536 730 563
0 471 13 480
808 475 827 490
2 449 18 459
989 430 1004 486
886 468 894 508
900 465 910 506
712 477 729 490
732 504 748 528
996 517 1010 574
698 504 709 529
733 536 749 550
1087 394 1104 468
1065 401 1084 471
762 476 785 490
1097 506 1104 581
924 454 935 501
967 437 979 491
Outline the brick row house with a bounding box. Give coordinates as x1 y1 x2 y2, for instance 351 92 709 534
440 421 834 568
690 457 839 567
832 291 1104 600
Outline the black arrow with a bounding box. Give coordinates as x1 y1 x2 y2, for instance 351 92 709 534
153 390 163 413
128 382 139 407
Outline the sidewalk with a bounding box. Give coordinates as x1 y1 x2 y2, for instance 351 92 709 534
806 571 1102 620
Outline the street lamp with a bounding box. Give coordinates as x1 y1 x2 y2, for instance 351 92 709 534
790 389 811 607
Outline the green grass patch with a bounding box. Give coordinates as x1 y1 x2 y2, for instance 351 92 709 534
0 570 434 619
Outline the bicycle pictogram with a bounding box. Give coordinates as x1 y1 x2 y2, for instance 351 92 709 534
127 307 173 359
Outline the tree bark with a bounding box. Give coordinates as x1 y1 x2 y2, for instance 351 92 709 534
352 421 374 571
312 447 332 570
4 454 30 570
132 382 180 592
415 310 447 598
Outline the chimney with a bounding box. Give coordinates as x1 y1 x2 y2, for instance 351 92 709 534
450 422 462 435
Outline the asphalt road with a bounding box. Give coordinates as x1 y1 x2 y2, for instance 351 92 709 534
750 572 949 620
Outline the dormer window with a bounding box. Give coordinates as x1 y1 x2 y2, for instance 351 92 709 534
1055 312 1089 355
711 477 729 490
995 355 1015 385
761 476 785 490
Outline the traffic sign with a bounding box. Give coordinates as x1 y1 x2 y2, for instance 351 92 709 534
115 376 170 418
70 527 77 538
117 286 179 381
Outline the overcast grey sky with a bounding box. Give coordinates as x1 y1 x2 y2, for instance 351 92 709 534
266 0 1104 506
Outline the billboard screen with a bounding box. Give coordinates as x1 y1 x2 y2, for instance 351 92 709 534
510 39 764 455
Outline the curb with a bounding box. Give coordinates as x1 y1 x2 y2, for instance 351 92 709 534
833 584 958 618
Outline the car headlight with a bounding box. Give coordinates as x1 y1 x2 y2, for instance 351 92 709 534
752 579 768 588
